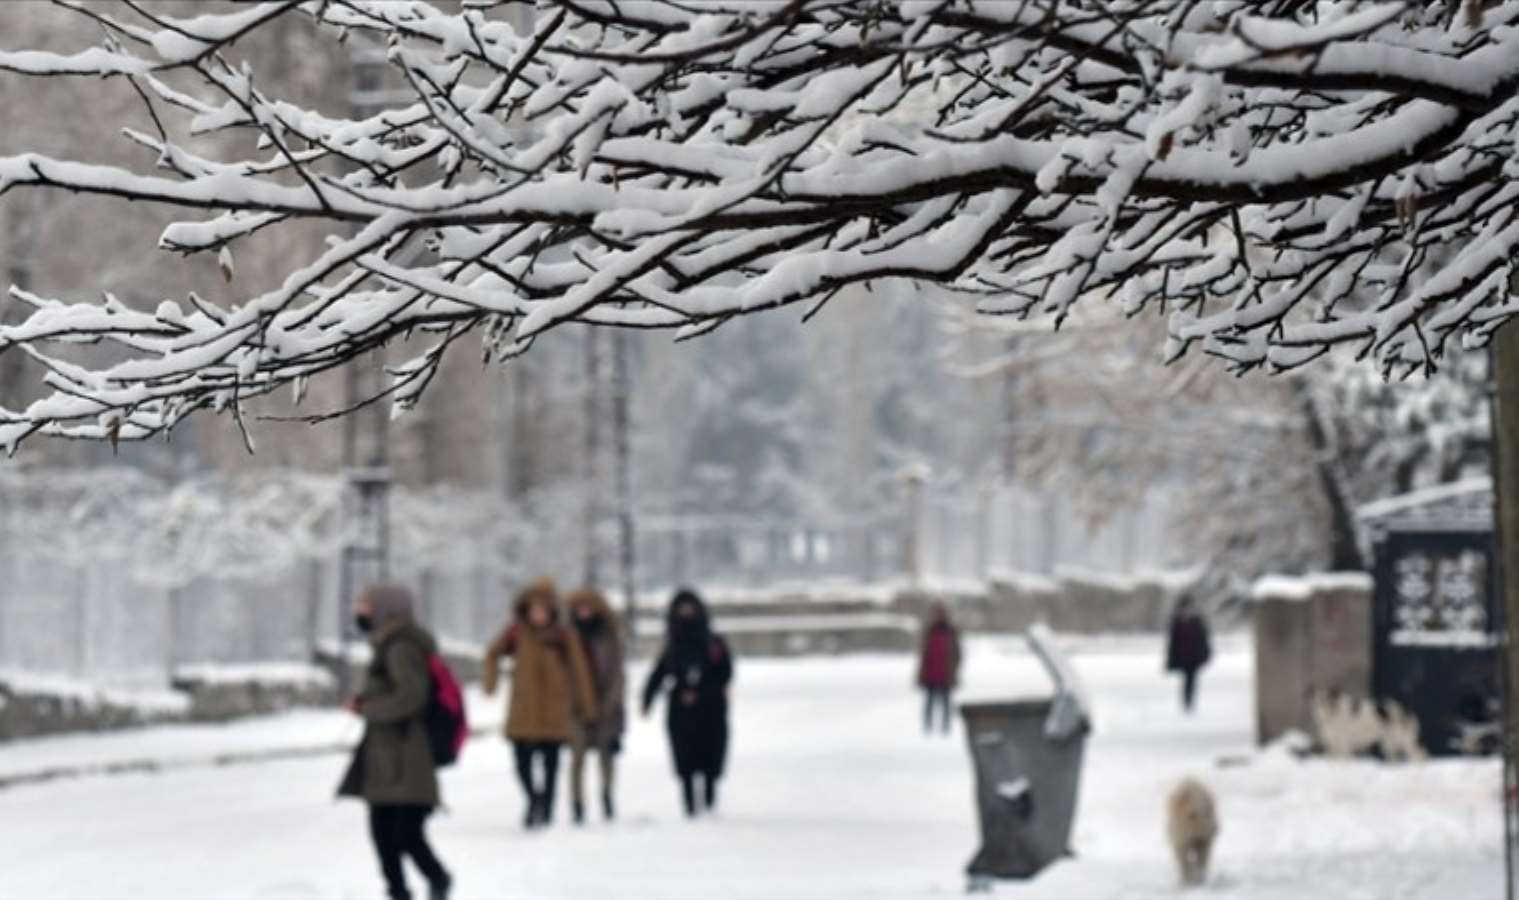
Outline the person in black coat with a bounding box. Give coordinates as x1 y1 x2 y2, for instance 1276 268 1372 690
1165 594 1212 713
642 588 734 817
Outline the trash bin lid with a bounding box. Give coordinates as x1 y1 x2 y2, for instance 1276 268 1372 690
1026 623 1092 740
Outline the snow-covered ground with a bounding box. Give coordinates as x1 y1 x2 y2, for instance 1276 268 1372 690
0 637 1501 899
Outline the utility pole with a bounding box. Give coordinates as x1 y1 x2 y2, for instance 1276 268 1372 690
334 37 394 697
1001 333 1018 484
1491 322 1519 897
612 331 637 644
902 465 927 589
583 327 603 589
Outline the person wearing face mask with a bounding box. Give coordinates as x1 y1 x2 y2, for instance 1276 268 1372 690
641 588 734 818
483 578 598 829
565 587 626 825
337 584 452 900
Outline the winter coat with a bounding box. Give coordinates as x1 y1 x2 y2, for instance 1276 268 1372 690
918 621 962 690
483 594 598 744
569 590 627 751
643 593 734 778
337 619 441 808
1166 611 1212 673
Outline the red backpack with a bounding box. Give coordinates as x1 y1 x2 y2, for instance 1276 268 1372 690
423 653 468 768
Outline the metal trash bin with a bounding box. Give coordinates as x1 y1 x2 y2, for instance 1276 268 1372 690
961 624 1091 886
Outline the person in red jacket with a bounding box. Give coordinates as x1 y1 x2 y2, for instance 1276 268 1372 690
1165 595 1212 713
917 602 962 735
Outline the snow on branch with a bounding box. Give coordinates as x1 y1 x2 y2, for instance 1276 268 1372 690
1 0 1518 450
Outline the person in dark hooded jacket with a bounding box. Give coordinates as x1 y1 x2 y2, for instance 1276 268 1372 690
641 588 733 817
916 602 961 735
1165 594 1212 713
338 584 452 900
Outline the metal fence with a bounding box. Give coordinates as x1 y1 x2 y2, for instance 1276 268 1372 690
0 469 1178 683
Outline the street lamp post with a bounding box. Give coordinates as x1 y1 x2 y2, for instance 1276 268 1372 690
336 466 391 697
900 463 930 590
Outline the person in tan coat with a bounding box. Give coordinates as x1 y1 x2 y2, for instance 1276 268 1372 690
566 587 627 824
483 578 597 829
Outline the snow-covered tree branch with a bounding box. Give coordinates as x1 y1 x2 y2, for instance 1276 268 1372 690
1 0 1516 450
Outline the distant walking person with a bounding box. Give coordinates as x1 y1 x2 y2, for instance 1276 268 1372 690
1166 595 1212 713
338 585 452 900
917 602 962 735
642 589 734 817
566 586 627 824
483 578 598 829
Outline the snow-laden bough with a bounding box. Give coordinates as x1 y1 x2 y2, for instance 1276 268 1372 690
0 0 1516 451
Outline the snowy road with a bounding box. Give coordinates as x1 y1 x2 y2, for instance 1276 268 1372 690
0 637 1502 899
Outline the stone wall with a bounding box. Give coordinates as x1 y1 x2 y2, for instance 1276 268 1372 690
0 675 188 740
1252 573 1374 746
632 612 918 658
897 570 1192 634
170 664 337 723
628 571 1194 658
1 664 338 740
630 592 917 658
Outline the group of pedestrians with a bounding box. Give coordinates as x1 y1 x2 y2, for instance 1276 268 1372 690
337 581 733 900
338 578 1210 900
481 578 604 829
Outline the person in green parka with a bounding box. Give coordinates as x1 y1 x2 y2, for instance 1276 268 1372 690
338 584 452 900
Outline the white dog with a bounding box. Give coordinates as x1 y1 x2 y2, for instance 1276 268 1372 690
1166 777 1218 888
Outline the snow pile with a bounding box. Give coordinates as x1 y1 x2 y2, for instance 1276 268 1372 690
0 669 190 741
0 670 189 718
172 663 334 689
1252 572 1374 603
1050 565 1202 596
987 569 1061 595
315 639 373 667
636 611 916 636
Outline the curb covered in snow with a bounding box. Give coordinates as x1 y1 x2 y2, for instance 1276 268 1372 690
0 723 501 794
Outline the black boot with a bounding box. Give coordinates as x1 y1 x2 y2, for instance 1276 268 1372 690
603 790 615 822
573 799 585 825
429 874 452 900
682 776 698 817
525 794 541 829
704 776 718 812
